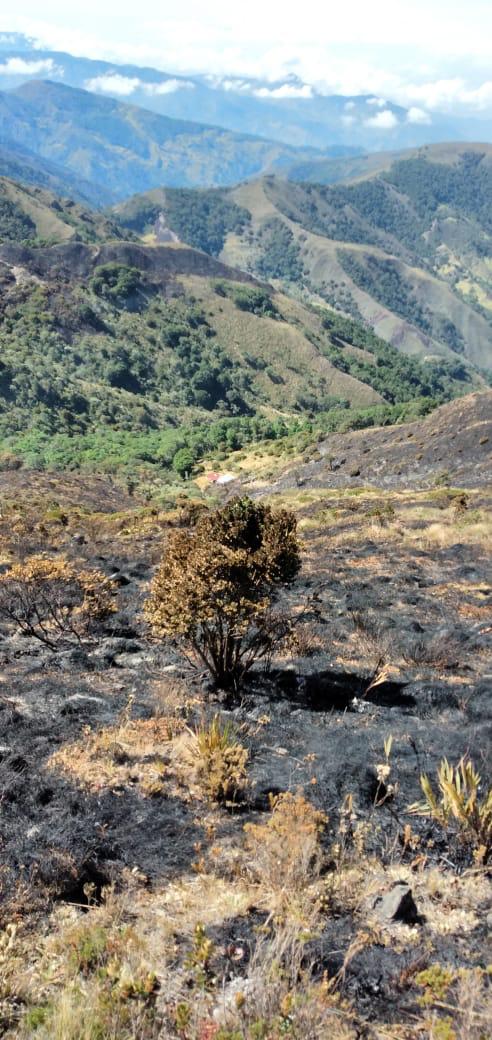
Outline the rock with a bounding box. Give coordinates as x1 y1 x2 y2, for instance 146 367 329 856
212 977 256 1026
72 532 86 545
373 882 419 925
108 571 131 586
64 693 105 707
113 651 156 669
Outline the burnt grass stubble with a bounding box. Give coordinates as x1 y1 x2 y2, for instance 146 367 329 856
0 479 490 1029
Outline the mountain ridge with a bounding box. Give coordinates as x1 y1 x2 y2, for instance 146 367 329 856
0 177 475 478
114 147 492 370
0 79 331 200
1 31 491 152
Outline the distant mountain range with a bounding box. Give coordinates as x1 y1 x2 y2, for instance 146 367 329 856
0 138 114 206
115 144 492 371
1 31 491 153
0 79 340 201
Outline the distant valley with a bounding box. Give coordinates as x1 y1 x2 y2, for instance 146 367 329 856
0 75 490 483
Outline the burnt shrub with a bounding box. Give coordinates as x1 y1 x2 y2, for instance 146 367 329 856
144 497 300 691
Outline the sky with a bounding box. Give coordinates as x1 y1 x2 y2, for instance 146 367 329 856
4 0 492 116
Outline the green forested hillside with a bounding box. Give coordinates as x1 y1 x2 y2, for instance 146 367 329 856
0 227 474 476
0 177 126 244
114 187 251 255
117 148 491 369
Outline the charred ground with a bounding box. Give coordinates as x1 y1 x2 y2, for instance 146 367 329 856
0 395 490 1038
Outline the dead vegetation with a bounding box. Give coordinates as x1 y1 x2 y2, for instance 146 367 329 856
145 497 300 691
0 556 115 649
0 472 490 1040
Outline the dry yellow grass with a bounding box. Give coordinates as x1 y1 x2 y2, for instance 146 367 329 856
48 716 185 797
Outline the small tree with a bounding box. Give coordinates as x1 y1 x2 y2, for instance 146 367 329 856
144 497 300 690
172 447 195 480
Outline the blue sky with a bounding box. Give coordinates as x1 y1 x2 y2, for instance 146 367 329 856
4 0 492 116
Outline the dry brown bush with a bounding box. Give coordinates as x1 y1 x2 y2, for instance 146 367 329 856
145 497 300 691
0 556 115 648
244 791 327 920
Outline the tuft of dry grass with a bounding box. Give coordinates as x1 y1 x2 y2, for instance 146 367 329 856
48 716 185 796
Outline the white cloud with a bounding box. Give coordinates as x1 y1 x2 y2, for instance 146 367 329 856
253 82 313 99
202 76 312 99
341 113 356 125
214 78 252 92
0 56 58 76
344 100 355 109
400 77 492 112
145 78 194 95
4 5 492 119
366 96 386 106
85 73 194 97
406 105 432 124
85 73 141 95
365 109 399 128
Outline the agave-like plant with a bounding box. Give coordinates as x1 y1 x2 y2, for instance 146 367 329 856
409 757 492 862
192 715 249 805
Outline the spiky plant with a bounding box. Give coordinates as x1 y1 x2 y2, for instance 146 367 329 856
409 757 492 862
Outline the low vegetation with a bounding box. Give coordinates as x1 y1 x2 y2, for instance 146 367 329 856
192 715 249 804
0 555 115 649
410 758 492 863
0 460 490 1040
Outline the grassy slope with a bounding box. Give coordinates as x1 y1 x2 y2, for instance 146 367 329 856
181 274 381 410
223 168 491 368
114 149 492 369
222 182 473 360
287 140 492 185
0 177 126 244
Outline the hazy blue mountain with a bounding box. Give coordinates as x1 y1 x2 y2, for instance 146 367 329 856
0 80 333 200
1 32 490 151
0 139 112 206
